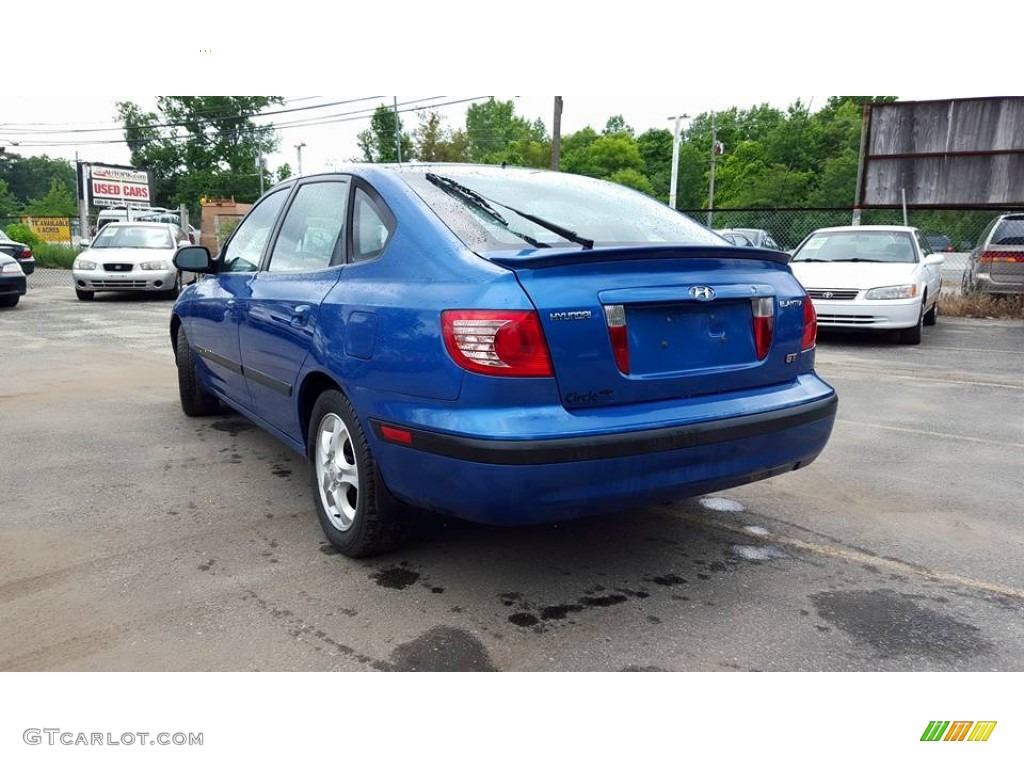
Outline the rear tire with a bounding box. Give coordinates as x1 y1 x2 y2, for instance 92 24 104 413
899 302 924 345
0 294 18 307
308 389 415 558
175 325 220 416
75 288 94 301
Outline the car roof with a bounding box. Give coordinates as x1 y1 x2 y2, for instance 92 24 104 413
265 162 573 194
100 221 174 229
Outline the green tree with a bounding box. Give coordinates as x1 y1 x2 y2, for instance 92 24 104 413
607 168 654 195
0 179 21 216
636 128 674 203
25 178 78 217
275 163 293 183
0 153 77 209
603 115 633 137
414 111 469 162
117 96 282 208
464 99 546 164
356 105 413 163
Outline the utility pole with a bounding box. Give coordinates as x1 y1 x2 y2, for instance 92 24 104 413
667 113 689 209
707 113 722 228
393 97 402 163
295 143 306 176
75 152 90 241
550 96 563 170
256 152 264 196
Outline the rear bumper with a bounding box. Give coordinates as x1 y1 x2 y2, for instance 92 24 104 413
369 380 838 525
16 257 34 276
973 273 1024 295
0 274 27 297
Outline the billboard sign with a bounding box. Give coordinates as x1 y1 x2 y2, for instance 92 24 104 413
857 97 1024 208
20 216 72 244
78 163 155 209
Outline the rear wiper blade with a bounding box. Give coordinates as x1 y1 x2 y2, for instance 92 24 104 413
427 173 594 250
425 173 548 249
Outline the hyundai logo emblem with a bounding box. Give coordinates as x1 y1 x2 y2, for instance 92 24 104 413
689 286 716 301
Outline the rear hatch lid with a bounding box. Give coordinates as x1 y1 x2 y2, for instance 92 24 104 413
492 246 811 409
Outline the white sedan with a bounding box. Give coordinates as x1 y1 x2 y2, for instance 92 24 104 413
789 225 944 345
72 222 190 301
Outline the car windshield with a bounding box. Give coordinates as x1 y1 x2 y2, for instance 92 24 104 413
403 168 722 252
90 225 174 249
792 231 917 263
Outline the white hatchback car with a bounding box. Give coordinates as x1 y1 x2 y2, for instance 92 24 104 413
72 222 189 301
789 226 944 345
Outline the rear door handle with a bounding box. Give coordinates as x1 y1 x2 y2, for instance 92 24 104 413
290 304 312 327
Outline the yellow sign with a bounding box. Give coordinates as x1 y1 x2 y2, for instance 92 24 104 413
21 216 72 244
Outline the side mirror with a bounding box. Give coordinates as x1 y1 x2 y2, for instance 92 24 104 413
177 240 191 248
925 253 945 266
78 238 91 248
174 245 214 273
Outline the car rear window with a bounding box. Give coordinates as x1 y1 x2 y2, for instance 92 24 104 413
402 169 721 253
992 217 1024 246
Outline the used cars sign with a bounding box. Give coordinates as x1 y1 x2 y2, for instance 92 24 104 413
78 163 155 209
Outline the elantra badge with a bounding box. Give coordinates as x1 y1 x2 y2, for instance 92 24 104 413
689 286 715 301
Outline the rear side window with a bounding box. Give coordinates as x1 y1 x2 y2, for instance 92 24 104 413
351 188 393 263
992 217 1024 246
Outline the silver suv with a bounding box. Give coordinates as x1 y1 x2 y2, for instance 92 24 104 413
962 214 1024 295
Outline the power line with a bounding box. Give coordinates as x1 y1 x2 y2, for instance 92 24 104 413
9 96 493 148
0 96 387 137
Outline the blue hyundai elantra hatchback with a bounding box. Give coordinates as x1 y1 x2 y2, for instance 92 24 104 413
171 164 837 556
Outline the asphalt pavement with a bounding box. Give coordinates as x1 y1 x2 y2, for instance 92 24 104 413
1 282 1021 671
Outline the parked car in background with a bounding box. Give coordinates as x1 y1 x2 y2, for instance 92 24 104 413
717 228 782 250
72 222 190 301
170 164 837 557
0 228 35 276
0 252 27 307
714 229 755 247
924 233 954 253
961 213 1024 295
789 225 943 345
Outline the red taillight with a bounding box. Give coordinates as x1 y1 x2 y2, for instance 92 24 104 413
801 297 817 351
603 304 630 374
980 250 1024 264
946 244 953 252
442 310 553 377
751 297 774 361
21 247 32 260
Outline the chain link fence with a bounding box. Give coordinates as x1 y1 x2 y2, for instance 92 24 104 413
681 207 1021 273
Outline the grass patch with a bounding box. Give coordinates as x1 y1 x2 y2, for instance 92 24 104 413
942 292 1024 319
32 243 82 269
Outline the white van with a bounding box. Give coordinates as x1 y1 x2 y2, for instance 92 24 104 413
94 207 196 242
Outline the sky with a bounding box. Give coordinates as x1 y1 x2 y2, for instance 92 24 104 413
3 2 1012 183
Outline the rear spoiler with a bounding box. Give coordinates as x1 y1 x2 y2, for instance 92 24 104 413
487 245 792 270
